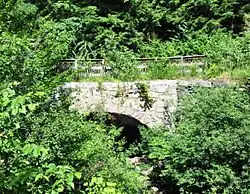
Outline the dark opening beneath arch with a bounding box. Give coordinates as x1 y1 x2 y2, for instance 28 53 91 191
86 112 148 146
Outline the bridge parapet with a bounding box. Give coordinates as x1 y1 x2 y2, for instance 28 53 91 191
63 80 212 127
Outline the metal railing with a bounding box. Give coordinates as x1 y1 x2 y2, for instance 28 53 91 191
57 55 207 77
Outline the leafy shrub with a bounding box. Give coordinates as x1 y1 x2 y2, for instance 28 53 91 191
107 51 140 81
0 86 148 193
148 87 250 193
141 30 250 80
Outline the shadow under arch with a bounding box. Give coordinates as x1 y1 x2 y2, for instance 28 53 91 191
108 112 148 144
86 112 148 146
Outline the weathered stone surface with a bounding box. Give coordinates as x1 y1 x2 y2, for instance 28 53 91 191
62 80 212 127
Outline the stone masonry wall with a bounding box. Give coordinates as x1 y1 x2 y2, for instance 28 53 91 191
62 80 212 127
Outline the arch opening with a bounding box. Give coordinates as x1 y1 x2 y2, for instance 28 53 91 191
86 112 148 147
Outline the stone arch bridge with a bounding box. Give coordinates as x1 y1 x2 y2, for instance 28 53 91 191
63 80 214 128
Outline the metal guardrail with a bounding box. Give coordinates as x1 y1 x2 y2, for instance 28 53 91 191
57 55 207 76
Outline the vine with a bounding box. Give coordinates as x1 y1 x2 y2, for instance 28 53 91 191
97 81 104 91
135 82 154 111
115 84 128 105
115 84 127 98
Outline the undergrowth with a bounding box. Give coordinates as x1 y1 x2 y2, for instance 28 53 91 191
73 30 250 83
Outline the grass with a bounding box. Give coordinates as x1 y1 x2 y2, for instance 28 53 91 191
69 58 249 84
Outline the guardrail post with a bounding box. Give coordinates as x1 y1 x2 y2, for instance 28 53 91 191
74 59 78 70
101 59 105 76
181 56 184 73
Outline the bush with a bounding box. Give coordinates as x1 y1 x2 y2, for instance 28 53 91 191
0 88 148 193
148 87 250 193
140 30 250 80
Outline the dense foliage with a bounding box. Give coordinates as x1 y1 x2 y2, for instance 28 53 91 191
1 0 249 80
146 87 250 193
0 0 250 193
0 86 148 193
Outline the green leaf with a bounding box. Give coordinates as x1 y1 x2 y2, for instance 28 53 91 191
44 176 49 182
33 146 41 157
75 172 82 179
35 174 43 182
16 96 26 105
51 190 58 194
14 122 20 129
34 91 46 97
0 112 9 118
11 107 18 115
69 181 74 189
19 106 26 114
53 179 63 188
68 173 74 182
23 144 33 155
27 103 37 111
57 185 64 192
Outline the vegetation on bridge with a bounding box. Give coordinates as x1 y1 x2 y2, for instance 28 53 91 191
0 0 249 193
